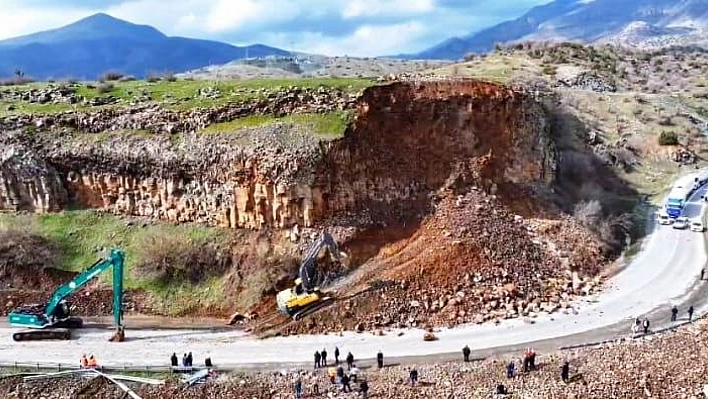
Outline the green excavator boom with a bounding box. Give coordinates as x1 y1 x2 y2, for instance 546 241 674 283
8 248 125 341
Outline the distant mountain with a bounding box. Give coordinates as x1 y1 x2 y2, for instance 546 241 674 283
0 13 289 80
412 0 708 60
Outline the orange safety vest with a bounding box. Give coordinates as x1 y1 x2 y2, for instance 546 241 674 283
88 356 97 367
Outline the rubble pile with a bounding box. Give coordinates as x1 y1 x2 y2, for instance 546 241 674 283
279 186 604 334
0 85 81 106
0 287 152 317
555 72 617 92
0 86 360 135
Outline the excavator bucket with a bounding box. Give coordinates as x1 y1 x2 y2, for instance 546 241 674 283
109 326 125 342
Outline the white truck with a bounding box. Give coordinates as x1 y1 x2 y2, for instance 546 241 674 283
658 211 672 225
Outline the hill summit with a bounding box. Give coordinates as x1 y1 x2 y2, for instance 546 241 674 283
0 13 289 80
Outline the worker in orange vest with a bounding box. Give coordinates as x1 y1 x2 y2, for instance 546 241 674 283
80 354 88 369
87 354 98 368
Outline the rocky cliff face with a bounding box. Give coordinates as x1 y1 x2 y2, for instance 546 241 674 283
0 80 555 230
325 80 555 223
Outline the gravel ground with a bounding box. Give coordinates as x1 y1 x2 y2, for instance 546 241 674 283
3 319 708 398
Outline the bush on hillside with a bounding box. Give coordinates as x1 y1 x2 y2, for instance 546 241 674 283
101 71 124 81
96 82 114 94
133 234 231 284
0 228 59 275
658 131 679 146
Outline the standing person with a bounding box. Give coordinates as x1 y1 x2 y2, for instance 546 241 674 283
561 361 570 383
360 379 369 399
186 352 193 367
336 365 345 384
529 348 536 371
170 353 178 367
182 353 188 367
80 354 88 369
671 306 678 322
88 354 97 368
506 360 515 379
334 346 340 365
346 352 354 370
701 268 705 281
321 348 328 367
409 368 418 386
522 349 530 372
642 318 650 334
341 373 351 392
376 350 384 369
314 351 321 369
462 345 471 362
294 378 303 399
688 305 694 322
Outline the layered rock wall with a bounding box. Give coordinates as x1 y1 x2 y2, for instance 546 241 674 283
0 80 556 230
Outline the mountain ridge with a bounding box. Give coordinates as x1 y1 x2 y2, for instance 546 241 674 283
412 0 708 60
0 13 289 80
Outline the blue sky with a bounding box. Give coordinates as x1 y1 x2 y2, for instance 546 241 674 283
0 0 551 56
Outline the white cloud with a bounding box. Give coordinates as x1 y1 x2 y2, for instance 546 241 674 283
203 0 301 33
276 21 430 57
342 0 435 19
0 0 90 39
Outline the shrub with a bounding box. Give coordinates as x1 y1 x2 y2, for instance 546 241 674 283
164 73 177 82
118 75 136 82
658 131 679 146
146 74 161 83
0 227 59 276
133 234 231 284
102 71 124 81
96 82 114 94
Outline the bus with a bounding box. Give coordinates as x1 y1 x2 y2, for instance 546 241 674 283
665 174 699 218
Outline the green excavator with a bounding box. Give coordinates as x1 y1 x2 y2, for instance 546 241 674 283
8 248 126 342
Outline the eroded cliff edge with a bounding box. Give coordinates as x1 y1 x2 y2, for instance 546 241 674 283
0 81 556 230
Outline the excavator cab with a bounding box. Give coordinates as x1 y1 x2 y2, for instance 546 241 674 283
275 232 345 320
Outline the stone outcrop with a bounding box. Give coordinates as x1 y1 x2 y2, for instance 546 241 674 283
0 86 359 135
0 80 556 231
0 144 67 212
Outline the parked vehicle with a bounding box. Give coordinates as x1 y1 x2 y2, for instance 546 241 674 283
691 220 704 232
673 217 689 229
658 212 672 225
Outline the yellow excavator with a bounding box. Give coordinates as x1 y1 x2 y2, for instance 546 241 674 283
276 231 346 320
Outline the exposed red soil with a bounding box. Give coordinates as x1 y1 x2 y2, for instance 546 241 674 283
250 81 609 335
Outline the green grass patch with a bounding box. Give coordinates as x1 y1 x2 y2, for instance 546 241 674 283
200 111 353 140
0 211 230 314
0 77 375 116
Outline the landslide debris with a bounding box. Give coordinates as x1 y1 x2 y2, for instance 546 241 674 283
0 78 635 331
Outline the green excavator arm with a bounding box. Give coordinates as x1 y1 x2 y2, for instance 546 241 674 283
8 248 125 341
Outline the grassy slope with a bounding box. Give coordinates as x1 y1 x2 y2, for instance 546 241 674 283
199 111 353 140
0 211 231 315
0 77 375 116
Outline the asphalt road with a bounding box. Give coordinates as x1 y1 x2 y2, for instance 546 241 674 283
0 177 706 369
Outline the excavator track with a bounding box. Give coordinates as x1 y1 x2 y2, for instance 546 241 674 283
11 318 83 342
13 328 71 341
292 297 334 321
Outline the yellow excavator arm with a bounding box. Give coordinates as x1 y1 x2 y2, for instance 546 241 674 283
276 231 344 320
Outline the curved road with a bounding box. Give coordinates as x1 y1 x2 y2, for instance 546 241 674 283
0 178 707 368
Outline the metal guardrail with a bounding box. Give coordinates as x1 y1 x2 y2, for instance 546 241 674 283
0 362 204 375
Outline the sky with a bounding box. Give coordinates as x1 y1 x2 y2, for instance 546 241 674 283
0 0 552 56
